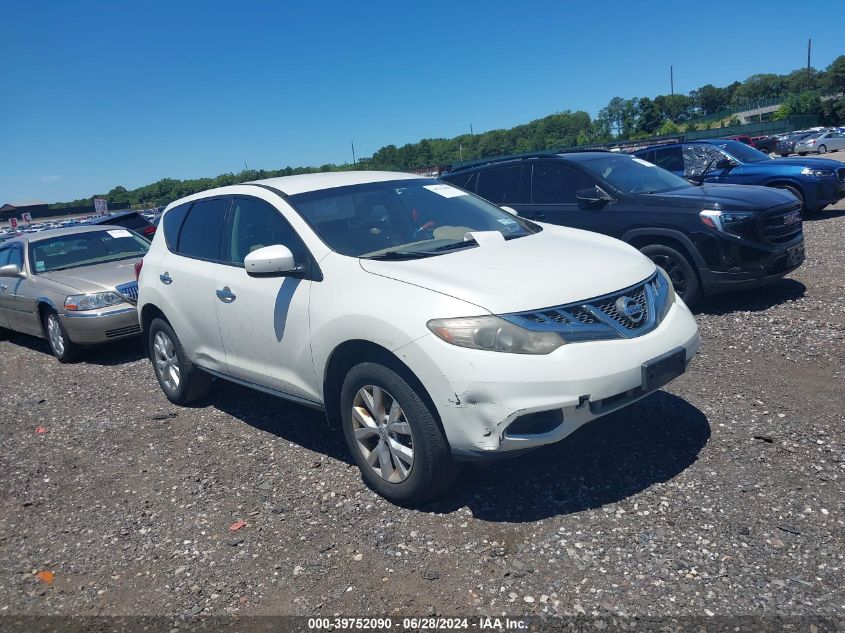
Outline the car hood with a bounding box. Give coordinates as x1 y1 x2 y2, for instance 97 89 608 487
766 156 843 169
37 259 141 293
358 225 655 314
642 183 795 211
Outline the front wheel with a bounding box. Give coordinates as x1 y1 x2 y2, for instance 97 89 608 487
639 244 700 307
43 310 82 363
148 317 210 404
340 362 457 506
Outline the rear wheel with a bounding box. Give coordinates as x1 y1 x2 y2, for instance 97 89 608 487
43 309 82 363
817 145 827 154
148 317 210 404
340 362 457 506
640 244 700 307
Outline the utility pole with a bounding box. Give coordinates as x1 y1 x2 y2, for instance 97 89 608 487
351 141 356 167
470 124 473 136
670 65 674 96
807 38 811 71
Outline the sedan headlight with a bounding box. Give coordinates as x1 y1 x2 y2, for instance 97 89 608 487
801 167 834 178
699 209 754 234
64 292 125 311
427 316 565 354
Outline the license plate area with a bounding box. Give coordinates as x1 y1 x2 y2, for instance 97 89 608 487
787 243 805 266
641 347 686 392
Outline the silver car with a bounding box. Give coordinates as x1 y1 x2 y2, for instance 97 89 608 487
795 130 845 155
0 225 148 361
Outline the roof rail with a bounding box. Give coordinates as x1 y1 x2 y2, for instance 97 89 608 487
445 147 612 174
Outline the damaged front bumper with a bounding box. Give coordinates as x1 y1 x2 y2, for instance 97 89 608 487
394 299 700 460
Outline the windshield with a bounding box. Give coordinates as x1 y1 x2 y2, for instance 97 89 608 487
30 229 150 273
578 155 691 194
710 140 771 163
287 179 539 258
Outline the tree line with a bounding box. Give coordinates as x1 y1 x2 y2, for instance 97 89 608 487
51 56 845 211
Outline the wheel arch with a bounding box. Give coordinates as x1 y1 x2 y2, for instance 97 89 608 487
622 228 705 269
36 297 59 337
139 303 170 354
322 339 445 440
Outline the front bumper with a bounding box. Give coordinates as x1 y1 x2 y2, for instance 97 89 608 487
60 305 141 344
698 236 805 294
394 299 700 458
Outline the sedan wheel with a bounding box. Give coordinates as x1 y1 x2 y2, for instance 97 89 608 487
817 145 827 154
46 314 65 356
352 385 414 483
153 331 181 391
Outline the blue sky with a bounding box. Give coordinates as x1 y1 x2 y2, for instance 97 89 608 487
1 0 842 203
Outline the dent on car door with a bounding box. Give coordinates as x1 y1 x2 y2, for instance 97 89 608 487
213 196 319 402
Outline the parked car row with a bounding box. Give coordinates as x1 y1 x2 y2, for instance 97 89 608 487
775 127 845 157
0 147 840 505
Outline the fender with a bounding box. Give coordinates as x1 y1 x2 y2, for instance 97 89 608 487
621 228 706 269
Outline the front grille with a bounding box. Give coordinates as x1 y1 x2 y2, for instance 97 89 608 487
105 324 141 338
115 281 139 304
762 206 803 244
501 272 670 342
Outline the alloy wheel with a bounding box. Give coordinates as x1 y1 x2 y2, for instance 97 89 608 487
153 331 181 391
649 254 688 297
818 145 827 154
351 385 414 483
47 315 65 356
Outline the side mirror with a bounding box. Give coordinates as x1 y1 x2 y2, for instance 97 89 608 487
0 264 24 278
576 186 613 206
715 158 735 170
500 206 519 216
244 244 300 276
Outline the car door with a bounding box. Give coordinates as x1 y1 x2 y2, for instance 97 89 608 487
4 243 41 335
213 195 319 402
827 132 845 151
157 197 230 372
518 162 615 234
0 245 13 329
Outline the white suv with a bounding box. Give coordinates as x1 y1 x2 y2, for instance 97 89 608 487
137 172 700 505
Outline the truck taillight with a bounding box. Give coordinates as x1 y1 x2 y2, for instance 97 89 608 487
134 259 143 280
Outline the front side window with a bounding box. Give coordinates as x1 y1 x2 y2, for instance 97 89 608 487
0 247 11 267
29 230 149 273
224 197 306 265
531 164 594 204
9 246 23 269
288 178 539 259
476 165 524 204
176 198 229 261
578 155 690 195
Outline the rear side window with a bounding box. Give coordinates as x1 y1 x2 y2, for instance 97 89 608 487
476 165 524 204
175 198 229 261
163 203 191 251
531 164 593 204
652 147 684 172
444 172 477 193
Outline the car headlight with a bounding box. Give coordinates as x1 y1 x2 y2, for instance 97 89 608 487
427 315 565 354
800 167 834 178
64 292 125 311
699 209 754 234
655 267 676 319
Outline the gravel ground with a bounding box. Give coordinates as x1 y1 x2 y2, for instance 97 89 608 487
1 196 843 623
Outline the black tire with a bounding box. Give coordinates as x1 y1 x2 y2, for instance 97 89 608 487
798 152 807 156
340 362 457 506
42 309 82 363
148 317 211 405
0 325 10 340
817 145 827 154
639 244 701 307
773 184 807 215
779 153 789 158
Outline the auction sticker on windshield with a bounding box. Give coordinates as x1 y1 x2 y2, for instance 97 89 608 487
423 184 467 198
106 229 133 239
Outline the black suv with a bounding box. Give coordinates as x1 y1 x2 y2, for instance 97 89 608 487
82 211 157 238
440 152 805 305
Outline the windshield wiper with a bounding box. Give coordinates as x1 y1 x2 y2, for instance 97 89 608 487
694 158 717 185
362 251 437 261
430 240 478 253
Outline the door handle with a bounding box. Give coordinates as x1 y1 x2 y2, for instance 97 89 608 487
159 272 173 285
532 212 546 219
216 286 236 303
